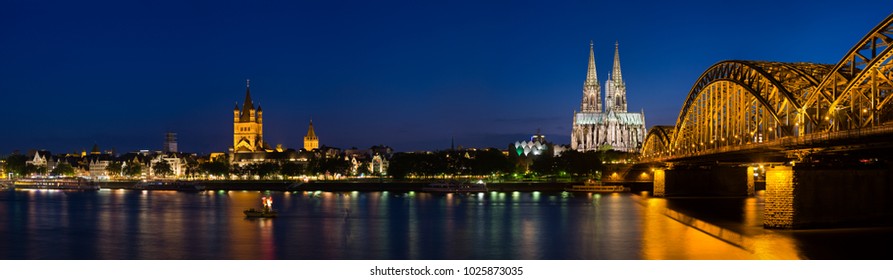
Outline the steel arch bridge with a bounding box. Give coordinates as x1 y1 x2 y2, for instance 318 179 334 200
642 12 893 161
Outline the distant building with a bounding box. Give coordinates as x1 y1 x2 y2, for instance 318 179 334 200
509 131 569 172
571 42 646 153
304 120 319 151
26 150 54 168
164 132 178 153
233 80 267 153
149 153 185 178
510 130 569 158
224 80 312 167
370 154 388 175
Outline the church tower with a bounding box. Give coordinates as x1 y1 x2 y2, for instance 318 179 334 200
303 120 319 151
581 41 601 112
233 80 265 152
605 42 627 113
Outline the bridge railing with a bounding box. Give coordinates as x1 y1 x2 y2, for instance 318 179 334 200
643 123 893 162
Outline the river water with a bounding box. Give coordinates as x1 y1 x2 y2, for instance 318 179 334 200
0 189 889 259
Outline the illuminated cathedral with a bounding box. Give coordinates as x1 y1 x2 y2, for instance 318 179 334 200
571 42 646 153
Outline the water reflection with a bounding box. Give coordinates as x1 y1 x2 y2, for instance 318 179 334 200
1 189 890 259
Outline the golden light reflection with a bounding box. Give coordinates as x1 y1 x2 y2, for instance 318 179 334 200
641 198 752 259
638 196 802 260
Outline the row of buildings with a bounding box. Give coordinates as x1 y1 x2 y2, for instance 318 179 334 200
3 41 646 180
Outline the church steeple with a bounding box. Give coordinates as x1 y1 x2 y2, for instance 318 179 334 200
606 41 627 112
581 41 601 112
240 79 255 122
306 120 316 138
304 119 319 151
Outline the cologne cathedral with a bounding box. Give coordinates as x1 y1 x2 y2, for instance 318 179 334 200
571 42 646 153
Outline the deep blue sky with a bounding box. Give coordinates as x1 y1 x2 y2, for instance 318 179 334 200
2 0 891 154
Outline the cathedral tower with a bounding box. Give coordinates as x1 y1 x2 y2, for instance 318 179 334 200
571 41 645 153
581 41 601 112
303 120 319 151
233 80 265 152
605 42 627 112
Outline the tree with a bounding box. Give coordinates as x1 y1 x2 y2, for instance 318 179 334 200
280 161 304 178
4 154 28 177
184 160 200 179
25 164 46 176
310 156 350 180
200 158 230 178
51 162 75 177
152 160 173 178
124 163 142 178
106 162 123 177
253 162 280 179
356 161 370 176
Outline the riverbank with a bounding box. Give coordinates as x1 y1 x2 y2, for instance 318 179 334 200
93 180 583 192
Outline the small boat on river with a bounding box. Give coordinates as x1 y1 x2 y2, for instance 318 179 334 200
422 180 488 193
565 180 627 193
244 196 277 218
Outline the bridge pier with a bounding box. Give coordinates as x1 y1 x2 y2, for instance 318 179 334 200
764 164 893 229
652 166 751 197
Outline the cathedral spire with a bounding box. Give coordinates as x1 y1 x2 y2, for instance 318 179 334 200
581 41 601 112
612 42 623 85
606 42 627 112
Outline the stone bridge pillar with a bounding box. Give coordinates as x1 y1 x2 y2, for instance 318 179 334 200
764 164 893 229
653 168 665 197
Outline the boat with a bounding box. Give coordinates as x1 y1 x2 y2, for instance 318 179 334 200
565 180 627 193
13 178 100 191
175 183 206 192
244 196 277 218
135 181 205 192
422 180 488 193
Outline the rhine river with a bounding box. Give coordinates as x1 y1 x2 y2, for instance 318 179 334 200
1 189 890 259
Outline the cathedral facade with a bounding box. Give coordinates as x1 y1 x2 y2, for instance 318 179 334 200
571 42 646 153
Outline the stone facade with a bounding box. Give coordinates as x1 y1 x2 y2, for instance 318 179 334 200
764 166 794 229
233 80 266 153
571 42 646 152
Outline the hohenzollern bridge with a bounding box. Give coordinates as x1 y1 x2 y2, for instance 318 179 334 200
634 12 893 229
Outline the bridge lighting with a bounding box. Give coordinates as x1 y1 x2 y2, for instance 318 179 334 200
863 108 868 113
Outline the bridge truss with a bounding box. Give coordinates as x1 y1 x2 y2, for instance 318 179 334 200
642 12 893 161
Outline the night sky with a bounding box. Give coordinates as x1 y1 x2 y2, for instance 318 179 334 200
2 0 891 154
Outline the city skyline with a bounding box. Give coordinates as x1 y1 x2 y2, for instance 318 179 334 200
2 0 891 154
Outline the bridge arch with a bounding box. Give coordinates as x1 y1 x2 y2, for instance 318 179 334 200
668 61 829 156
801 13 893 131
641 126 674 158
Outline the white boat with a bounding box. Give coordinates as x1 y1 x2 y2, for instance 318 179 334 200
565 180 627 193
13 178 100 191
422 181 488 193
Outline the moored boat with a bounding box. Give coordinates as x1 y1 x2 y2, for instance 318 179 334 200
13 178 100 191
422 180 488 193
565 180 627 193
